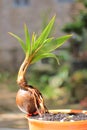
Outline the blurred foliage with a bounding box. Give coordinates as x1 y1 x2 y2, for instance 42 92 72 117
62 20 84 35
0 72 18 92
71 69 87 83
77 0 87 7
0 72 10 82
62 0 87 104
62 0 87 56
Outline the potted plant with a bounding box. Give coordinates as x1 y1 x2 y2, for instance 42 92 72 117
9 16 87 130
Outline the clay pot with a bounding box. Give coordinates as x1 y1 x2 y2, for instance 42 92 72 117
27 109 87 130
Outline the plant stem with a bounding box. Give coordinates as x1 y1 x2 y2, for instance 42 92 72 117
17 56 48 115
17 56 30 88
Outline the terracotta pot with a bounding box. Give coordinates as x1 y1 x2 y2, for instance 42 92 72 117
27 109 87 130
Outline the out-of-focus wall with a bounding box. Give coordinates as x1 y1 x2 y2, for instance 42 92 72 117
0 0 74 71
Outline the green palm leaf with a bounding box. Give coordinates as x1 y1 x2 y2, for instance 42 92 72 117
32 16 55 52
9 16 72 66
32 35 71 61
31 32 37 44
38 35 72 54
31 32 37 51
31 53 59 64
31 37 53 57
24 24 31 56
9 32 26 53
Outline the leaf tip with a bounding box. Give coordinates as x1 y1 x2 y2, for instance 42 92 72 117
24 23 26 27
8 32 14 37
52 15 56 21
54 14 56 18
8 32 11 35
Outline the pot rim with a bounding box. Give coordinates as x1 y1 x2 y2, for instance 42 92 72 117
26 109 87 123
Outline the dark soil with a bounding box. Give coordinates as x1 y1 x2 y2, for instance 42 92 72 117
30 112 87 122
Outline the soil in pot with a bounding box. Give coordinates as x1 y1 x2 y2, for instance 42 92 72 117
30 111 87 122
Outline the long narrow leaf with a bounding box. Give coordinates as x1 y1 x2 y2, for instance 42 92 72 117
43 37 54 45
38 35 72 54
32 16 55 52
31 32 37 47
24 24 31 56
32 37 53 56
9 16 72 66
9 32 26 53
31 35 71 64
31 53 59 64
31 32 36 44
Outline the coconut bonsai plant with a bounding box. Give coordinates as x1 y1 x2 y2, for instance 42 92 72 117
9 16 87 130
